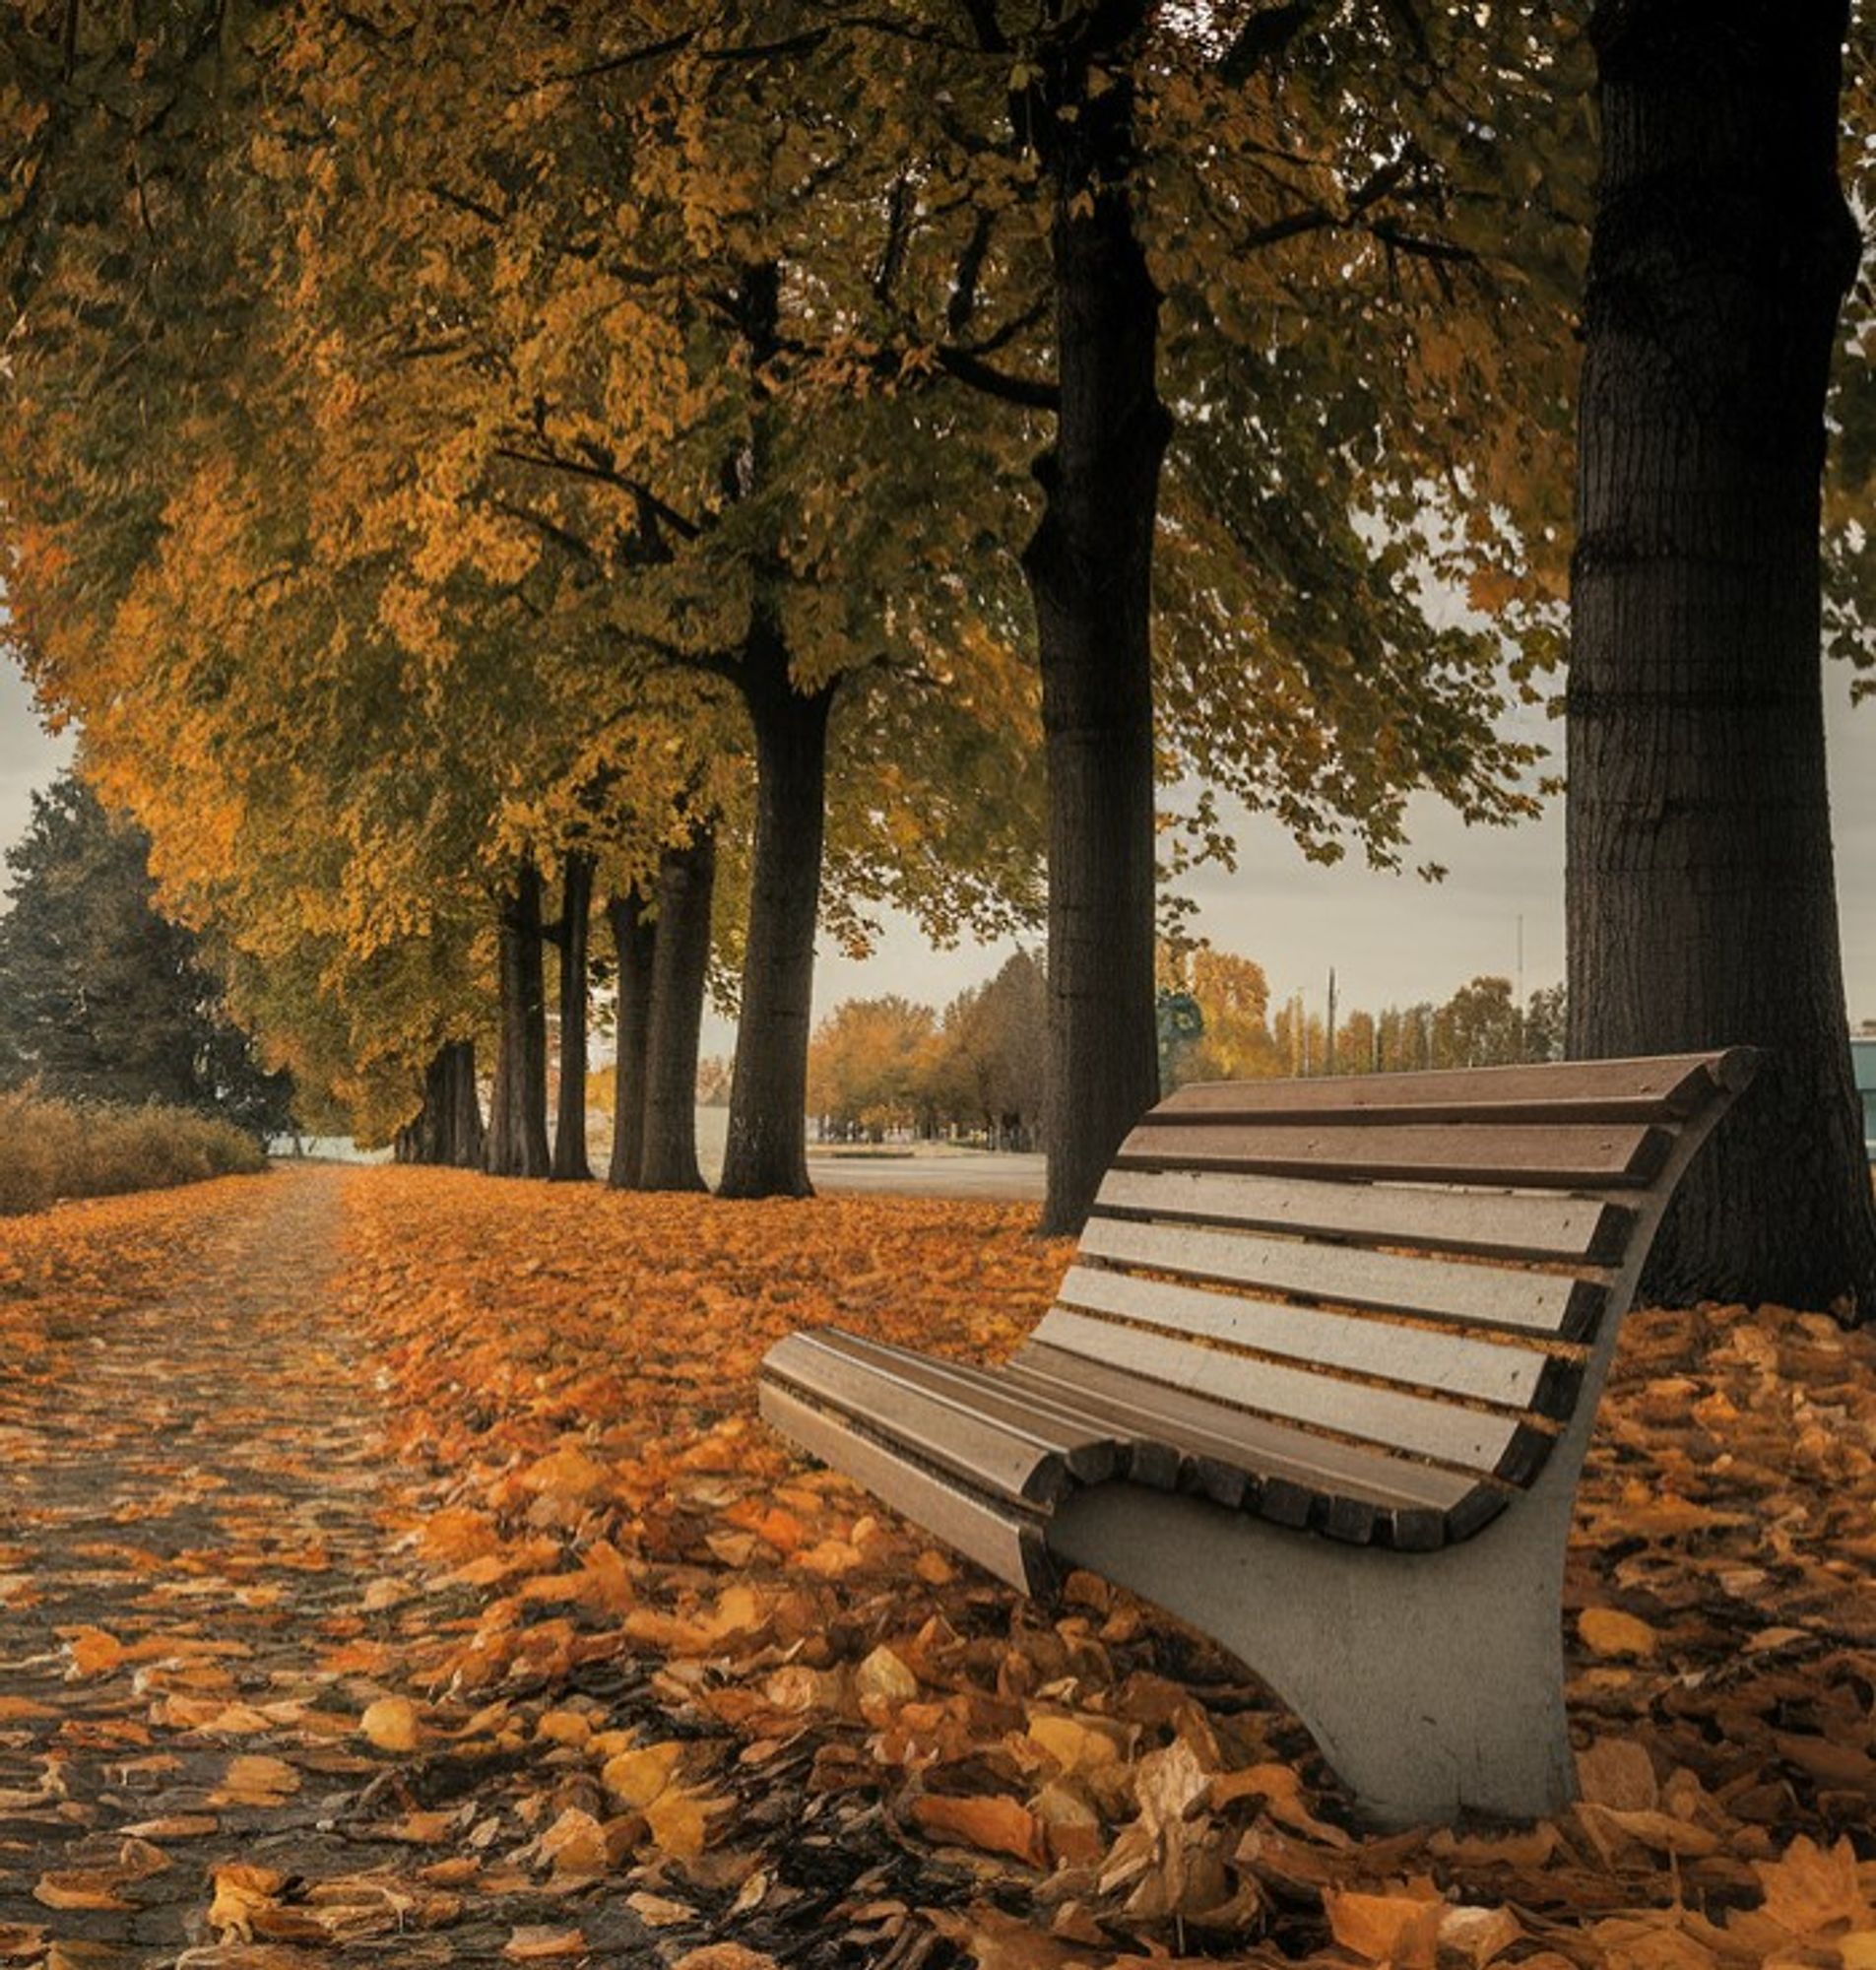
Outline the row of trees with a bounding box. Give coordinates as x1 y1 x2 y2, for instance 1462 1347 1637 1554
808 952 1048 1146
806 949 1566 1142
2 1 1872 1303
1155 949 1568 1086
0 0 1584 1215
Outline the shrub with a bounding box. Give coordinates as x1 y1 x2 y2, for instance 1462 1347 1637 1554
0 1090 268 1215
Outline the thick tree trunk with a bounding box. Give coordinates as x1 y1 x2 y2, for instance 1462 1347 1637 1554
1568 0 1876 1313
485 862 551 1179
640 828 717 1193
433 1039 485 1167
550 849 596 1182
399 1041 483 1165
607 889 657 1189
1024 44 1169 1238
719 645 836 1201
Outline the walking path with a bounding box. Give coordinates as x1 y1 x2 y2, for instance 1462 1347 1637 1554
0 1170 579 1967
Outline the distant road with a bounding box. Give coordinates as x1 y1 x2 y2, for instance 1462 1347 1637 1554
808 1148 1047 1202
289 1111 1049 1202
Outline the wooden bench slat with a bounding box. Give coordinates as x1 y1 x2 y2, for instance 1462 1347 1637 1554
790 1329 1123 1484
1076 1216 1603 1343
1152 1052 1748 1124
764 1333 1078 1505
758 1382 1048 1592
1055 1262 1560 1409
1091 1167 1633 1264
1117 1119 1672 1188
1005 1346 1488 1526
1031 1309 1544 1477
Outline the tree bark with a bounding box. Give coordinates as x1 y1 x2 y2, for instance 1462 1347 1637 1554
640 827 717 1193
607 888 657 1189
718 640 837 1201
550 849 596 1182
485 862 552 1179
1024 28 1170 1237
1568 0 1876 1313
398 1040 484 1166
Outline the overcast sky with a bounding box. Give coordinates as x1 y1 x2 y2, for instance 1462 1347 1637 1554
7 647 1875 1038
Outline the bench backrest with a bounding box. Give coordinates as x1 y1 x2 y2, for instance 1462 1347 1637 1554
1013 1050 1755 1540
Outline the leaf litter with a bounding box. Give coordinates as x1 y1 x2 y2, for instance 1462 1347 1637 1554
0 1164 1870 1968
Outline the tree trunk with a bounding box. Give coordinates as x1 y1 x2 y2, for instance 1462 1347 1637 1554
1024 38 1170 1237
485 862 551 1179
640 827 717 1193
399 1041 484 1166
434 1039 485 1167
550 849 595 1182
607 888 657 1189
718 645 836 1201
1568 0 1876 1313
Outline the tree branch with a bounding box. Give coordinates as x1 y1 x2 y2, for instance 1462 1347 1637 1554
1218 1 1323 86
934 344 1058 409
492 443 706 544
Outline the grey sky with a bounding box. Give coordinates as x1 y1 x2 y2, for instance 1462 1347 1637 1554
6 646 1874 1032
0 659 74 878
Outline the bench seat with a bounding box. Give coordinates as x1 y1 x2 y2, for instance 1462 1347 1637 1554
758 1050 1756 1823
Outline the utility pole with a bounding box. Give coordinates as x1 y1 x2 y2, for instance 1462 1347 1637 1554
1326 967 1337 1076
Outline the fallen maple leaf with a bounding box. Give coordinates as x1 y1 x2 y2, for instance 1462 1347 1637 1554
1754 1834 1869 1937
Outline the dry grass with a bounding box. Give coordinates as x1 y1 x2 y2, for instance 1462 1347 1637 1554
0 1089 268 1215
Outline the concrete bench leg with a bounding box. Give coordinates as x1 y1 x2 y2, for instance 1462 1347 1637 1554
1047 1478 1578 1827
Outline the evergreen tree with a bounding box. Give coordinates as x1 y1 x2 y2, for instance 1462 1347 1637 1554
0 773 294 1136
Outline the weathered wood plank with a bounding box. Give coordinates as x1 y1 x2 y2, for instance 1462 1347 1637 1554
1075 1217 1605 1344
1091 1166 1633 1264
1116 1119 1672 1188
759 1382 1048 1593
1152 1051 1751 1123
793 1329 1123 1482
1004 1344 1483 1514
1054 1261 1561 1405
1030 1310 1542 1475
764 1333 1074 1504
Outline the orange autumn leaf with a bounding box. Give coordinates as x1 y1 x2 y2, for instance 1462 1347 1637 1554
1578 1607 1661 1659
912 1794 1048 1869
1323 1882 1447 1967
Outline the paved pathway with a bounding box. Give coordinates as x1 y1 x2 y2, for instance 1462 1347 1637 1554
0 1170 477 1966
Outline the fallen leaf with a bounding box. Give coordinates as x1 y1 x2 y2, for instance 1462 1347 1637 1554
1579 1608 1661 1659
359 1695 422 1752
912 1793 1048 1868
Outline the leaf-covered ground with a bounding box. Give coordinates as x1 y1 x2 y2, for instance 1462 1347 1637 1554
0 1165 1872 1970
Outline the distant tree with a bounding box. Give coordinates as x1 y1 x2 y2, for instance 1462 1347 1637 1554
1159 946 1282 1086
1522 983 1567 1064
920 953 1050 1149
0 774 293 1136
1337 1009 1380 1076
1432 976 1522 1069
808 997 939 1141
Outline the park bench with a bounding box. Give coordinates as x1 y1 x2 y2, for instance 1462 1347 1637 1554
758 1050 1756 1826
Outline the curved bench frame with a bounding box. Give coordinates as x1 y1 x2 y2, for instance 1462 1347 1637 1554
760 1052 1755 1825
